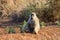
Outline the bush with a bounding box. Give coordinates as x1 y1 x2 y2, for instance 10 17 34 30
41 21 45 28
5 26 15 34
55 21 60 26
20 20 29 33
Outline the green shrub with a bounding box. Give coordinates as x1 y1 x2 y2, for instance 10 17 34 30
27 3 36 12
5 26 15 34
21 20 29 32
55 21 60 26
41 21 45 28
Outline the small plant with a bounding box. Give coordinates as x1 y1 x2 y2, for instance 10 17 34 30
21 20 28 32
55 21 60 26
41 21 45 28
17 21 26 32
5 26 15 34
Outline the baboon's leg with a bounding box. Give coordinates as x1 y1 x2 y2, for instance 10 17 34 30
34 26 40 34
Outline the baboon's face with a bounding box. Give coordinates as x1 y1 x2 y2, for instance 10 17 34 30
30 13 36 27
31 13 37 25
31 13 37 20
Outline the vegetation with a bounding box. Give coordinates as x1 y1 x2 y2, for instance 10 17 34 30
0 0 60 34
41 21 45 28
21 20 28 32
55 21 60 26
5 26 15 34
0 0 60 22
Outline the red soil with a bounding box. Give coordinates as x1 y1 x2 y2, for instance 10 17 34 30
0 26 60 40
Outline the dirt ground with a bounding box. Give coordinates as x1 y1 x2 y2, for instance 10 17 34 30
0 26 60 40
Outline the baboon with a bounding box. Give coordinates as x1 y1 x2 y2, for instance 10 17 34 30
31 12 40 34
21 12 40 34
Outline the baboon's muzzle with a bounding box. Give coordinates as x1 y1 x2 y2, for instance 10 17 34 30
31 14 34 19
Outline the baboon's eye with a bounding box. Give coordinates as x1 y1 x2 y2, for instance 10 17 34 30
31 14 34 19
31 14 34 16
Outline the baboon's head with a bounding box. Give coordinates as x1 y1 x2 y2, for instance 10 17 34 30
31 12 37 20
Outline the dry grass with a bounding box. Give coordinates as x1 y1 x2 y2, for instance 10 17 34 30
0 0 60 21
